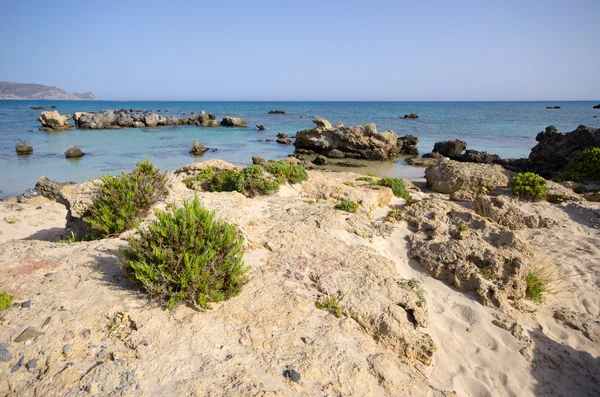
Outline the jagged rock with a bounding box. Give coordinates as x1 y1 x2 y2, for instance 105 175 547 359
189 140 209 155
59 180 98 235
324 149 345 159
268 110 285 114
294 119 399 160
545 180 584 203
277 133 288 139
425 160 511 200
495 157 531 173
397 134 419 155
39 111 73 131
117 113 133 127
404 198 530 307
256 124 265 130
432 139 467 159
144 113 160 127
251 156 266 166
74 110 119 129
474 195 555 229
554 308 600 343
461 150 500 164
529 125 600 178
276 138 292 145
17 189 41 203
14 327 44 343
15 140 33 155
64 146 85 159
221 116 248 127
400 113 419 119
312 155 329 165
422 151 447 159
35 176 74 200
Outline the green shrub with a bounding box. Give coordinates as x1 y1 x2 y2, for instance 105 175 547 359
85 159 167 237
264 161 309 184
525 272 545 303
367 172 378 177
0 291 14 311
121 196 248 309
186 166 281 197
60 231 93 243
385 209 403 223
375 177 410 199
458 223 468 232
335 200 359 213
511 172 547 201
356 176 374 183
555 147 600 182
182 167 217 186
343 181 356 187
315 293 347 317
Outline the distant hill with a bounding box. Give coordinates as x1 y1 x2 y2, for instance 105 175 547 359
0 81 98 100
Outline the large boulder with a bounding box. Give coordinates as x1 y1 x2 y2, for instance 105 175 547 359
221 116 248 127
144 113 160 127
64 145 85 158
35 176 75 201
529 125 600 178
397 135 419 155
425 160 511 200
432 139 467 159
189 140 209 155
294 119 399 160
15 140 33 155
39 111 73 131
75 110 119 129
117 113 134 127
460 150 501 164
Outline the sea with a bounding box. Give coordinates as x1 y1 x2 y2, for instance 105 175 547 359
0 100 598 199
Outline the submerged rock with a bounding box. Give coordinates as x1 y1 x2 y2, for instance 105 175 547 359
15 140 33 155
294 118 399 160
64 146 85 159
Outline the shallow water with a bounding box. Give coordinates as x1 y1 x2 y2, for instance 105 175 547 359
0 100 598 198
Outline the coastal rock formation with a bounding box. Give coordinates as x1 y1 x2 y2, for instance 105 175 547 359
400 113 419 119
0 81 98 100
15 140 32 155
397 134 419 155
64 145 85 159
39 110 73 131
404 198 530 307
460 149 501 164
528 125 600 178
35 176 74 201
251 155 266 165
425 160 511 200
256 124 265 130
432 139 467 160
189 140 209 155
268 110 285 114
221 116 248 127
545 180 584 203
474 195 555 229
71 110 221 129
593 104 600 109
294 118 399 160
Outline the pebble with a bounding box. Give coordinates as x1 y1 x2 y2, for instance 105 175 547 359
0 343 12 362
14 327 44 343
283 368 301 383
81 329 91 338
26 358 38 370
301 336 314 345
63 330 75 342
96 350 105 358
21 300 31 308
62 344 72 354
11 356 24 373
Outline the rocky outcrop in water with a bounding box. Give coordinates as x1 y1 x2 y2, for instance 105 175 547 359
268 110 285 114
432 139 467 159
64 146 85 159
294 118 399 160
70 110 221 130
221 116 248 127
15 140 33 155
397 134 419 155
39 111 73 132
461 150 501 164
400 113 419 119
189 140 209 155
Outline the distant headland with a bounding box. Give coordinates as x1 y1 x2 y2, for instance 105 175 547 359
0 81 97 100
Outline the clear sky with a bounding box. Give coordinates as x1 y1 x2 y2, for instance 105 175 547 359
0 0 598 101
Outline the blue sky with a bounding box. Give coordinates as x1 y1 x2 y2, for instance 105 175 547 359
0 0 598 101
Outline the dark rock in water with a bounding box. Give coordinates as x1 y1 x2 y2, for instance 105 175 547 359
334 161 368 168
593 104 600 109
51 105 56 109
0 343 12 362
16 140 33 155
221 116 248 127
400 113 419 119
256 124 265 130
433 139 467 160
324 149 345 159
0 113 7 116
398 134 419 155
277 133 288 139
460 150 501 164
35 176 74 200
17 189 41 202
422 151 446 159
266 139 274 142
130 109 142 113
312 155 329 165
283 368 301 383
208 113 216 120
30 106 44 110
406 156 443 167
268 110 286 114
276 138 293 145
528 125 600 178
252 156 266 166
65 145 85 158
295 148 316 155
546 106 561 109
294 118 399 160
189 140 209 155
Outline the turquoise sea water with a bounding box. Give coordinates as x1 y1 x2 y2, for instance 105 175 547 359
0 100 598 199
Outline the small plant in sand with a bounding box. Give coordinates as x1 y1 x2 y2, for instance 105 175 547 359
511 172 548 201
385 209 403 223
335 200 359 213
0 291 14 311
85 159 167 237
343 181 356 187
458 222 468 232
121 196 248 310
525 273 545 303
60 231 93 243
264 161 309 184
356 176 374 183
374 177 410 199
316 292 347 317
399 278 426 307
554 147 600 182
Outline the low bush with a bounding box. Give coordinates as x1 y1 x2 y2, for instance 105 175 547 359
555 147 600 182
0 291 14 311
264 161 309 184
458 223 468 232
343 181 356 187
375 177 410 199
511 172 547 201
525 272 545 303
356 176 374 183
335 200 359 213
85 159 167 237
385 209 403 223
121 196 248 309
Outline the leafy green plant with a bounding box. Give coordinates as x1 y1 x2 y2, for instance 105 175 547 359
60 231 93 243
555 147 600 182
186 166 281 197
343 181 356 187
121 196 248 310
511 172 548 201
315 292 347 317
367 172 378 177
335 200 359 213
182 167 217 186
356 176 374 183
0 291 14 311
458 223 468 232
264 161 309 184
374 177 410 199
84 159 167 237
385 209 403 223
525 272 545 303
399 278 426 307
